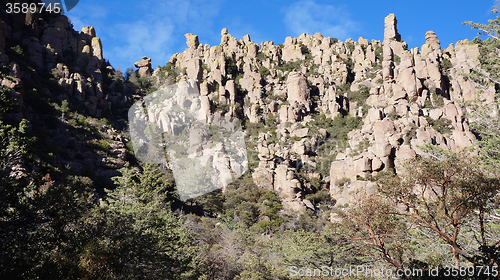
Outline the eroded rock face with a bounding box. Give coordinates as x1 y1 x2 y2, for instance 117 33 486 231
135 57 152 77
286 72 310 108
128 13 487 213
384 14 400 42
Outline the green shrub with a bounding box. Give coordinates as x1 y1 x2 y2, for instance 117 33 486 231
11 45 23 56
328 114 363 147
441 57 452 72
305 189 331 205
299 43 310 55
235 73 244 86
258 65 270 77
426 116 452 134
257 191 287 233
256 51 268 61
160 62 178 80
201 63 211 73
274 60 303 73
394 55 401 64
345 42 355 53
374 46 383 61
225 58 238 77
348 85 370 104
335 177 351 187
387 110 398 121
431 93 444 107
97 138 112 153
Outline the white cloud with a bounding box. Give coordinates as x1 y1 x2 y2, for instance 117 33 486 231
67 0 222 69
107 0 222 68
66 3 108 32
110 19 175 69
283 0 358 40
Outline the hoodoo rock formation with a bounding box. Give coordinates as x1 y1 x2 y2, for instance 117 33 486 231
146 14 493 212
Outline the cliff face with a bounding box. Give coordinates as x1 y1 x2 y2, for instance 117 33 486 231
1 4 108 117
1 3 134 188
1 5 494 211
151 14 495 212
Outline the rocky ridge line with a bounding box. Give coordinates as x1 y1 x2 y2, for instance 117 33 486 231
148 13 494 213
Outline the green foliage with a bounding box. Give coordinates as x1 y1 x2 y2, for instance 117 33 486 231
274 60 303 73
202 63 211 73
404 122 418 144
431 92 444 107
222 172 264 226
423 96 434 109
266 92 286 102
127 69 154 93
256 51 268 61
257 191 287 233
348 85 370 104
0 87 98 277
96 138 112 153
345 41 355 53
235 72 244 86
374 45 383 61
441 57 452 73
464 4 500 41
103 164 203 278
334 177 351 187
258 65 270 77
214 102 230 114
304 189 331 205
394 54 401 64
328 114 363 147
426 116 452 134
11 45 24 56
225 58 239 78
265 112 277 127
110 163 178 208
159 62 179 81
60 99 69 119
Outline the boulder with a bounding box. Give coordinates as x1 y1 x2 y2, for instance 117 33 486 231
134 57 152 77
286 72 310 108
185 33 199 49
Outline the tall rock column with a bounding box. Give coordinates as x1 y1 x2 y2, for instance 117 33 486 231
384 14 401 42
286 72 311 111
383 14 407 58
382 44 394 83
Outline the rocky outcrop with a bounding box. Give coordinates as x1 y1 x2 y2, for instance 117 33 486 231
144 13 488 213
286 72 310 109
135 56 152 77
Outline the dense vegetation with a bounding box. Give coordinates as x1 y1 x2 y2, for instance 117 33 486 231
0 5 500 280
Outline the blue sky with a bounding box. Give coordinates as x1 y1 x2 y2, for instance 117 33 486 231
64 0 498 70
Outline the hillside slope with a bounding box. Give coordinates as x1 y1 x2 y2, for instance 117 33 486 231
148 13 493 212
1 3 499 278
